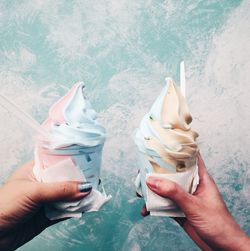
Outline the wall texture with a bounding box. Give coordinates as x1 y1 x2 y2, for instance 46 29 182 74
0 1 249 250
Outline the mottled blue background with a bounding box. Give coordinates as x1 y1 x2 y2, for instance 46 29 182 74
0 1 249 250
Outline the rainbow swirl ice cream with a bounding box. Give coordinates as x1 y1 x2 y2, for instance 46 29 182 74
33 82 111 220
135 78 199 217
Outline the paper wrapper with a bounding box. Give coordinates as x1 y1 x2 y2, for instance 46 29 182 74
33 146 111 220
135 152 199 217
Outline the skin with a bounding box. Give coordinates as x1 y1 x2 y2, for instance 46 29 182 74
0 155 249 251
142 153 250 251
0 161 91 251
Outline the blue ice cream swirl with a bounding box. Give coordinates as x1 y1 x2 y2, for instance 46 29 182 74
46 82 106 152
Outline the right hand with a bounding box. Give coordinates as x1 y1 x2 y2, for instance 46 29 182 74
0 161 92 251
144 153 250 251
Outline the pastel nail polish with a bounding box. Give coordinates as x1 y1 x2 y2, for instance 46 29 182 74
79 182 92 193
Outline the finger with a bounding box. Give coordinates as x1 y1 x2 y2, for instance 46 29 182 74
146 177 195 214
197 152 208 179
173 218 213 251
32 207 69 231
141 204 150 217
34 181 92 203
195 153 216 195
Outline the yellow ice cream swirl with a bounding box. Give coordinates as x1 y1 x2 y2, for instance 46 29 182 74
146 79 199 173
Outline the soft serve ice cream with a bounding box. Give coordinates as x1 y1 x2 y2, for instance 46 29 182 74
135 78 199 217
33 82 111 220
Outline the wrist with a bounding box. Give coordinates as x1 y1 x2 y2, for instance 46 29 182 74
225 230 250 251
212 222 250 251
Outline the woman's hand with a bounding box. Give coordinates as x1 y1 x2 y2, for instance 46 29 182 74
0 161 92 251
144 153 250 251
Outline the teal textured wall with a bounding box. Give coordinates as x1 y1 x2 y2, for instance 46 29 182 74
0 1 249 250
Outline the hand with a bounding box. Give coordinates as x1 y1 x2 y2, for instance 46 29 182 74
144 153 250 251
0 161 92 251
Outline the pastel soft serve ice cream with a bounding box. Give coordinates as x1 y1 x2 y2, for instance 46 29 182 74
33 82 111 220
135 78 199 217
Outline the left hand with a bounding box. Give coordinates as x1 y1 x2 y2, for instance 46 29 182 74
0 161 91 251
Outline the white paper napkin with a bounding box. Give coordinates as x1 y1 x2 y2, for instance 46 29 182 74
33 155 111 220
136 164 199 217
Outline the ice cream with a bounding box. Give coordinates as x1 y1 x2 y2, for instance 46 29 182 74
134 77 199 217
33 82 111 220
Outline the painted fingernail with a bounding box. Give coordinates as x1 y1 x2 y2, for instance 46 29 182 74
78 182 92 193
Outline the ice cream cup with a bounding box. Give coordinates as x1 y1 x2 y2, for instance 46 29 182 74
135 151 199 217
34 139 103 184
32 82 111 220
134 74 199 217
0 82 111 220
33 137 111 219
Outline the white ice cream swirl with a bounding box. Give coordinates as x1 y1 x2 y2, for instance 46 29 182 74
42 82 106 150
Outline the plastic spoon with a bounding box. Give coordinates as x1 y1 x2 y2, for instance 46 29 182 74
0 94 49 138
180 61 186 97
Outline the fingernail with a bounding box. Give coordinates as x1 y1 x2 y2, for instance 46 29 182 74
141 205 150 217
78 182 92 193
146 177 159 190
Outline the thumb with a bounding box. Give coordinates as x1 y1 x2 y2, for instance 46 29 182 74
33 181 92 203
146 177 195 214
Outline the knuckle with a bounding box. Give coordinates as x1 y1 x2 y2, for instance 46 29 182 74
167 181 178 194
58 182 73 195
